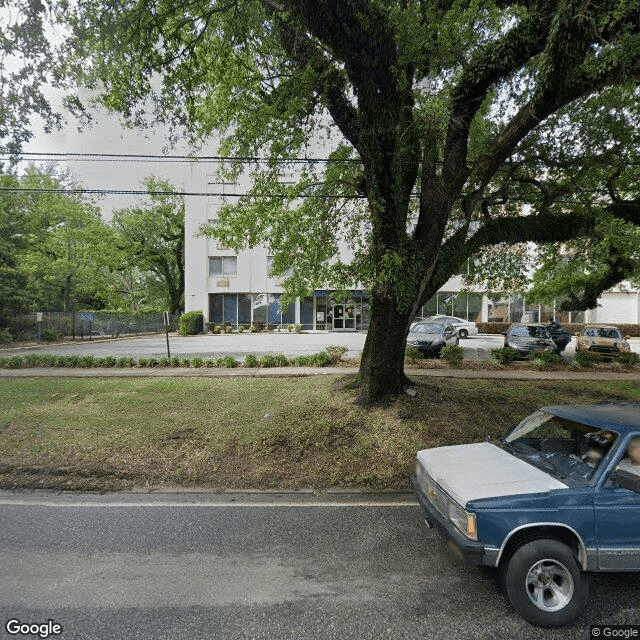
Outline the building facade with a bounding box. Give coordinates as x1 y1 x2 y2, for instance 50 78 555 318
184 164 640 329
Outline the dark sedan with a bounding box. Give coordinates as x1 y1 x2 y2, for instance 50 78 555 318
503 323 557 357
407 321 459 356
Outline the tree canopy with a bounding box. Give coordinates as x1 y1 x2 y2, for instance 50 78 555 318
64 0 640 401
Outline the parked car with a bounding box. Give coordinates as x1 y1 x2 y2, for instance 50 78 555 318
406 320 459 356
412 402 640 627
503 323 556 357
575 324 631 359
544 321 572 353
422 315 479 339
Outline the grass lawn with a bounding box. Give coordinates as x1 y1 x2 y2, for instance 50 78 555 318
1 376 639 491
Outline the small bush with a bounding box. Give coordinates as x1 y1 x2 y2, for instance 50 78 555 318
530 351 560 368
147 357 160 367
259 354 278 367
616 352 640 365
171 356 181 367
41 328 62 342
292 354 312 366
218 355 236 368
137 357 150 367
191 357 204 368
54 355 70 367
0 327 13 344
491 347 521 365
79 355 96 368
117 356 134 367
573 350 602 367
244 353 259 367
404 345 422 363
181 357 192 368
253 321 265 332
5 356 24 369
178 311 204 336
440 344 465 365
237 325 245 333
288 323 302 333
225 325 233 333
100 356 117 368
211 325 222 334
249 325 257 333
325 345 348 364
311 350 332 367
158 357 171 367
204 359 216 367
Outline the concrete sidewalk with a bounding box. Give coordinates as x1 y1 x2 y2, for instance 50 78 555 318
1 366 639 381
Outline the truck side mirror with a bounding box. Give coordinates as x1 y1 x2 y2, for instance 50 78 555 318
612 469 640 494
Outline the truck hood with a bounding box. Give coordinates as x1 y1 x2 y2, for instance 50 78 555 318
417 442 567 506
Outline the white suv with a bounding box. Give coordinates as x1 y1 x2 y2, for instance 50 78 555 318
422 315 478 339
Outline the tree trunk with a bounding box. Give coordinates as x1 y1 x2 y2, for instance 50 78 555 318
357 290 412 404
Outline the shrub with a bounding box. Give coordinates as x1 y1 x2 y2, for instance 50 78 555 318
204 358 216 367
218 355 236 368
191 357 204 368
147 357 160 367
292 354 312 366
616 352 640 365
404 345 422 363
225 325 233 333
491 347 520 365
259 354 278 367
325 345 348 364
171 356 181 367
440 344 465 364
79 355 96 368
5 356 24 369
117 356 134 367
253 321 265 332
99 356 117 368
181 357 192 367
41 328 62 342
0 327 13 343
178 311 203 336
573 350 601 367
530 351 560 368
158 357 171 367
288 323 302 333
249 324 257 333
54 355 70 367
137 357 150 367
244 353 259 367
237 325 245 333
211 325 222 334
311 350 332 367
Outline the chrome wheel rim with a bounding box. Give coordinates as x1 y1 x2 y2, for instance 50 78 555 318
525 559 574 612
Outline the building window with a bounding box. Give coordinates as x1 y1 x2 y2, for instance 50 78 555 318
209 256 237 277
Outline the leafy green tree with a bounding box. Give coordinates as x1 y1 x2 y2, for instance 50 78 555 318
66 1 640 402
111 177 185 314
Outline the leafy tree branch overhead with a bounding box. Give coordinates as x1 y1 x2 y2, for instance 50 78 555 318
64 0 640 402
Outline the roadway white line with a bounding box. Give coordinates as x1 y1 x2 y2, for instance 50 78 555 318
0 499 418 508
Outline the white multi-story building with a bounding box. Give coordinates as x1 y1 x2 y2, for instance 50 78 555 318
184 162 640 329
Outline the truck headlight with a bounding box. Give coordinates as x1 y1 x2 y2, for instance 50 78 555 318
619 341 630 351
448 501 477 540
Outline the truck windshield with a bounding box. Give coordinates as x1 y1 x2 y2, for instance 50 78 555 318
501 410 617 482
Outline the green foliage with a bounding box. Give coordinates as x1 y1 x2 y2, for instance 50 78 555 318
404 345 422 363
41 328 62 342
491 347 521 365
171 356 181 367
310 351 332 367
259 354 279 368
211 325 222 334
191 357 204 368
178 311 203 336
616 352 640 365
249 325 257 333
573 351 602 367
288 323 302 333
439 345 465 365
325 345 348 364
0 328 13 343
204 358 216 367
224 325 233 333
244 353 259 367
217 355 237 368
530 351 561 369
137 357 150 367
117 356 134 367
181 357 192 368
237 325 245 333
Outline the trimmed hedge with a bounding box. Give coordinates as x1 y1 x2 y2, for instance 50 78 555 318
178 311 204 336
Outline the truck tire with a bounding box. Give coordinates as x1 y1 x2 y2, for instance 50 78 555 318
505 538 588 627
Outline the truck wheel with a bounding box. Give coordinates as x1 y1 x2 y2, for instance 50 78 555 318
505 539 588 627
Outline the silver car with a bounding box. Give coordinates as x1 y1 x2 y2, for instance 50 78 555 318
406 321 459 356
422 315 479 339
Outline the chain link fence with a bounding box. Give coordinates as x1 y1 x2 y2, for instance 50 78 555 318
12 312 179 341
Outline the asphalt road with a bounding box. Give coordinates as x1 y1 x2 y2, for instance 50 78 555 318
1 491 638 640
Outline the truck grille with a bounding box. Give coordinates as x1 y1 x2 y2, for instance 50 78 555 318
424 475 450 519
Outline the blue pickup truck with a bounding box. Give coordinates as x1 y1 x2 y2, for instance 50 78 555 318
411 402 640 627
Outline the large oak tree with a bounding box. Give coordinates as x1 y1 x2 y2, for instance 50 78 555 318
65 0 640 402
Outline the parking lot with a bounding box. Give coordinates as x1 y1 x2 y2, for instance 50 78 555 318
2 332 638 362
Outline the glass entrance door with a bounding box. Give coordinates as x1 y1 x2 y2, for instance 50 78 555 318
332 304 356 331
